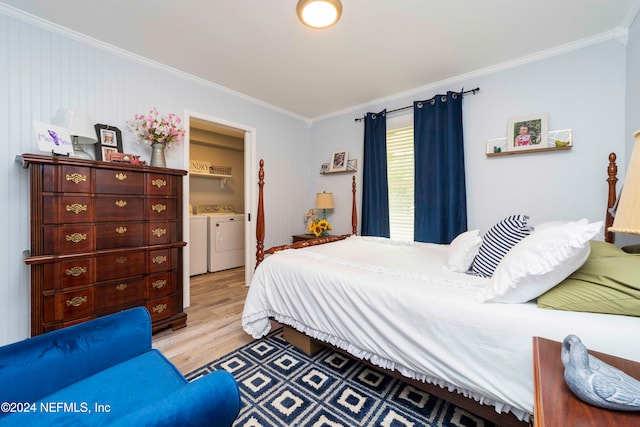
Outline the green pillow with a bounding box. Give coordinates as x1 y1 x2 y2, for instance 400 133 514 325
537 240 640 317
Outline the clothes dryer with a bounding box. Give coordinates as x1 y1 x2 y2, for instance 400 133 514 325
196 205 245 272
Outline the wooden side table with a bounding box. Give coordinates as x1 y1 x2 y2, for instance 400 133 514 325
532 336 640 426
292 234 319 243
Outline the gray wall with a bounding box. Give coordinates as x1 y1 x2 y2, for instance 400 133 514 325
310 39 628 236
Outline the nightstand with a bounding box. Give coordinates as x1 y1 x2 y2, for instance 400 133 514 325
292 234 319 243
532 336 640 426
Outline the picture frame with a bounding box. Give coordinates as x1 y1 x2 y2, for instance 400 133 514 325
320 163 329 174
94 124 123 161
507 113 548 152
329 149 348 172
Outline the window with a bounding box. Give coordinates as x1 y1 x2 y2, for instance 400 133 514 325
386 124 414 241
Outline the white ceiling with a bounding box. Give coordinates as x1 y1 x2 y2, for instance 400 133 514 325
2 1 640 121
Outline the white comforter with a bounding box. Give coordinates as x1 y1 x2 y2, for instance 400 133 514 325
242 236 640 421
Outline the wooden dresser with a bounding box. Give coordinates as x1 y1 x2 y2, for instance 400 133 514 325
20 154 187 336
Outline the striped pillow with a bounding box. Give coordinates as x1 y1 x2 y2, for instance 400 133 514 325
471 215 533 278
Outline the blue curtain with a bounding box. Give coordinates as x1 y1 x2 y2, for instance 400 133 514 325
361 110 390 237
413 91 467 243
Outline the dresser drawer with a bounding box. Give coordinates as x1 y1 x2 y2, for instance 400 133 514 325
147 271 176 298
95 196 144 222
95 169 144 194
147 198 177 220
147 248 177 273
95 252 145 282
43 287 94 323
43 225 94 254
42 165 92 193
146 173 173 196
43 258 95 290
147 295 174 322
95 223 144 249
95 277 145 310
43 195 94 224
148 222 176 245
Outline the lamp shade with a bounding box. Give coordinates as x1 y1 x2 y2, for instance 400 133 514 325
316 192 334 210
53 108 98 145
297 0 342 29
609 131 640 236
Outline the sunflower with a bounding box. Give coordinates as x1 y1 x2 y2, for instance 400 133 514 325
312 223 324 237
317 219 331 231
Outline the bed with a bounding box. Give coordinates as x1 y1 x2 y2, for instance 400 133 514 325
242 155 640 426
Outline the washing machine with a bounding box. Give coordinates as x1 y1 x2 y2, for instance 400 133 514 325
196 205 245 273
189 213 208 276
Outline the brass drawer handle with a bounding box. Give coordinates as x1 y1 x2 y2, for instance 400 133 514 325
115 226 127 234
66 266 87 277
115 284 127 291
152 204 167 213
152 228 167 238
152 179 166 188
152 303 167 314
115 256 127 264
66 173 87 184
115 173 127 181
66 233 87 243
152 255 167 264
66 203 88 214
115 200 127 207
152 279 167 289
66 296 87 307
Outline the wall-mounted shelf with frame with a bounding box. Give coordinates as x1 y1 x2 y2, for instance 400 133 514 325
486 129 573 157
320 159 357 174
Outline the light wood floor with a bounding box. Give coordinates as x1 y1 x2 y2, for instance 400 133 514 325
153 267 274 374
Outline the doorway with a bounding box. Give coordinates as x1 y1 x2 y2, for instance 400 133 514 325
181 111 256 308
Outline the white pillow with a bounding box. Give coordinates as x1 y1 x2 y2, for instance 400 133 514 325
446 229 482 272
482 219 603 303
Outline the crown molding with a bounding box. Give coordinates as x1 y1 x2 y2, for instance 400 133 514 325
0 3 310 125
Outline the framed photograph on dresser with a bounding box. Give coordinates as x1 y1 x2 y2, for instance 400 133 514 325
94 124 123 161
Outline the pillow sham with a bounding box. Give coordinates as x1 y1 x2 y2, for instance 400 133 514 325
482 219 602 303
537 240 640 316
471 214 533 278
446 229 482 272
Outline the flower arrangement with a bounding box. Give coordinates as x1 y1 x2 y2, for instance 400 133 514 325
310 219 332 237
128 108 185 147
305 208 332 237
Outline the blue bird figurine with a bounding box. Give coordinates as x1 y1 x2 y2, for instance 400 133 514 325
562 334 640 411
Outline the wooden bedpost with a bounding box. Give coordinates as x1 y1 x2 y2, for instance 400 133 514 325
257 161 359 261
352 176 357 235
605 152 618 244
256 159 265 267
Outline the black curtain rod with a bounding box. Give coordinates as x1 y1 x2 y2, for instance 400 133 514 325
354 87 480 122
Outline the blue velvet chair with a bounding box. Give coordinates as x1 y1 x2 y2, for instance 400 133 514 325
0 307 240 426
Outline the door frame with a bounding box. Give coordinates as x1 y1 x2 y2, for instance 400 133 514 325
182 110 257 308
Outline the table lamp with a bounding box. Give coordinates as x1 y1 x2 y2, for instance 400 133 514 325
609 130 640 236
53 108 98 159
315 191 334 220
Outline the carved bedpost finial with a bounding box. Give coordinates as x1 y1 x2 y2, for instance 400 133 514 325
256 159 265 268
605 152 618 244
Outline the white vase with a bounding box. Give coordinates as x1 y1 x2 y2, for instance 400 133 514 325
150 142 166 168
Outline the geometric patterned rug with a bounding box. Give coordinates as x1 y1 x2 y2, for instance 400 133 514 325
186 328 496 427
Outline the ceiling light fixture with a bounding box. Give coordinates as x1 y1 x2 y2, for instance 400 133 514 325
297 0 342 29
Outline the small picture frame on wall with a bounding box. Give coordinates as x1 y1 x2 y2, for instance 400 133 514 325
94 124 123 161
507 113 548 152
329 149 348 172
320 163 329 174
